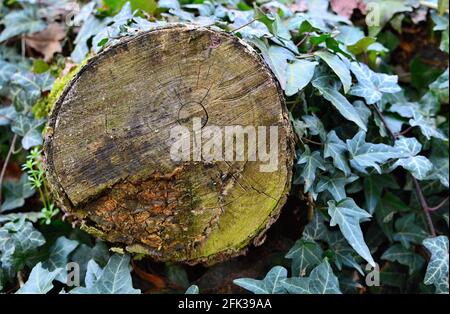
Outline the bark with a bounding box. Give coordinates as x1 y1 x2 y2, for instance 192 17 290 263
44 24 294 264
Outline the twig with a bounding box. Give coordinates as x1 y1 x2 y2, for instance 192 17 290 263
428 196 449 212
0 134 18 206
302 137 324 146
231 19 259 33
413 177 437 236
372 104 447 237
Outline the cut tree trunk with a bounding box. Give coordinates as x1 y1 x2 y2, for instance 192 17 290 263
44 24 294 264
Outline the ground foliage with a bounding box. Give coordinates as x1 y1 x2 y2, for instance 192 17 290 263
0 0 448 294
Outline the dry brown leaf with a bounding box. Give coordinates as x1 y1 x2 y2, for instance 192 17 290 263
25 23 66 62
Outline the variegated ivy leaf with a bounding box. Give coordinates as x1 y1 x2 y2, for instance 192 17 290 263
316 172 358 201
0 217 45 277
324 131 351 176
423 236 449 294
349 62 401 104
285 240 323 277
250 39 294 90
425 142 449 188
302 114 327 142
409 111 448 141
16 263 62 294
282 259 341 294
285 60 318 96
346 130 403 174
305 259 342 294
0 7 47 42
393 214 428 249
1 174 34 212
390 137 433 180
296 146 326 193
327 232 364 275
43 236 79 283
11 115 45 150
389 93 447 141
381 244 425 275
327 198 375 266
302 211 330 242
281 277 311 294
312 76 367 131
69 254 140 294
0 105 17 126
315 51 352 93
233 266 288 294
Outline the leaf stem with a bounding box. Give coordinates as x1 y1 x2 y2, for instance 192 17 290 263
0 134 18 206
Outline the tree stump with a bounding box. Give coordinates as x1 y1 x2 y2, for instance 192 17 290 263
44 24 294 264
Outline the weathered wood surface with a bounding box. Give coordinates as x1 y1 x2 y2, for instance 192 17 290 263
44 24 294 264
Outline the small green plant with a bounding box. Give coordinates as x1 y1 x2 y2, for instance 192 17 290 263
21 147 59 225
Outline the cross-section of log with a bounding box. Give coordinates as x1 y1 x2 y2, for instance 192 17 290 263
44 24 294 264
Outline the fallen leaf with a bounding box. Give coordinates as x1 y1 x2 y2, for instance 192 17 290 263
25 23 66 62
290 0 308 12
330 0 367 18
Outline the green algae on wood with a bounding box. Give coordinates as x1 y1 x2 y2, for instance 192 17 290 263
43 24 295 264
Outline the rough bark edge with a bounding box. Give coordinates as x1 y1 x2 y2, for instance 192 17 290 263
43 23 295 265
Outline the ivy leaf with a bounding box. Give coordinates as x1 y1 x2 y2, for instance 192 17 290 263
409 111 448 141
349 62 401 104
423 236 449 294
296 146 326 193
425 142 449 188
71 240 110 284
70 254 140 294
11 115 44 150
393 214 428 249
381 244 425 275
16 263 61 294
0 217 45 278
324 131 351 176
346 130 403 174
234 266 288 294
327 198 375 266
316 172 357 201
327 232 364 274
302 212 330 242
363 174 399 215
282 259 341 294
390 137 433 180
286 240 323 277
251 39 294 90
312 76 367 130
0 105 17 126
42 236 79 283
429 68 448 104
281 277 311 294
303 0 351 30
185 285 199 294
315 51 352 93
285 60 318 96
364 0 415 36
0 8 47 42
302 115 327 142
308 259 342 294
1 174 34 212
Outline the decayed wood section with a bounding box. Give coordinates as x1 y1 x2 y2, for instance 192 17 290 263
44 24 294 264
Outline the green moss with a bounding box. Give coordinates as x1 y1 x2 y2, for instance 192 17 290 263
32 58 89 119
